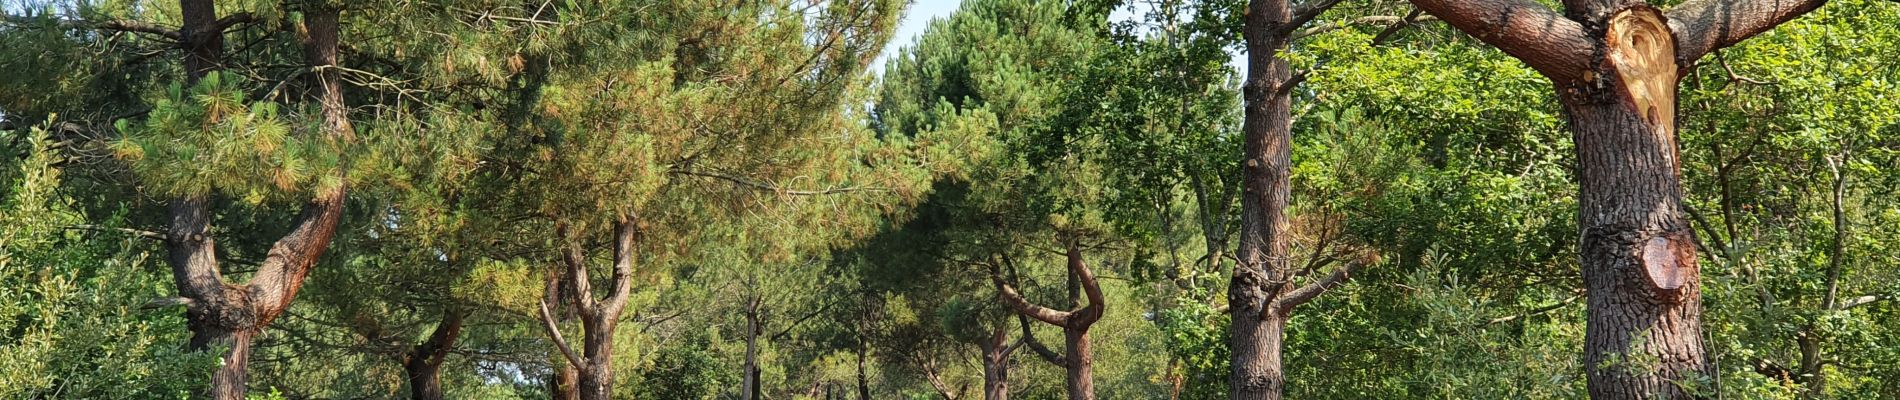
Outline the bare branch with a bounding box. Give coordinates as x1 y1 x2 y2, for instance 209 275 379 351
65 224 168 241
1406 0 1594 81
1017 314 1069 368
1269 260 1359 316
992 268 1072 327
536 290 587 372
1667 0 1828 64
1066 242 1107 326
671 169 889 196
1294 15 1435 40
1836 295 1885 310
1286 0 1351 35
1486 293 1583 325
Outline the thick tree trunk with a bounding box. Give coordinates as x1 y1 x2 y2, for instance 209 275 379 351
1232 0 1296 398
577 319 617 400
166 2 350 398
1398 0 1828 397
1566 9 1711 399
1062 327 1096 400
194 327 253 400
405 311 466 400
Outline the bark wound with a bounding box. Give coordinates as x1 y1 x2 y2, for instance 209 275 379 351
1641 234 1696 299
1605 7 1679 169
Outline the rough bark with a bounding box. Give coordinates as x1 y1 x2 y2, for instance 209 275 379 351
979 325 1014 400
1401 0 1828 397
550 364 580 400
994 242 1102 400
1230 1 1295 398
537 217 640 400
165 2 352 398
405 310 466 400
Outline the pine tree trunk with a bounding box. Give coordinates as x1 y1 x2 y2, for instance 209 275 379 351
578 318 616 400
1565 9 1710 398
743 300 761 400
1232 0 1296 395
405 311 465 400
1063 327 1096 400
1229 314 1287 400
194 327 254 400
981 326 1009 400
857 338 872 400
550 364 579 400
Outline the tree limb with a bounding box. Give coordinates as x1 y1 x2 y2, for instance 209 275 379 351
1269 260 1358 316
1286 0 1351 35
1836 295 1885 310
1666 0 1828 64
1065 242 1106 326
537 276 587 372
1405 0 1594 82
1017 314 1068 368
598 216 639 320
65 224 168 241
994 275 1072 327
671 169 889 196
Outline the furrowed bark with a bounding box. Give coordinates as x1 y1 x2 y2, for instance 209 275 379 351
980 325 1013 400
163 2 353 398
1666 0 1829 64
1402 0 1829 396
1232 0 1297 398
405 310 466 400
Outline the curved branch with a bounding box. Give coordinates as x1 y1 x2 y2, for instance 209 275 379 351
1066 243 1106 326
1667 0 1828 64
1017 314 1068 368
992 271 1071 327
1405 0 1594 82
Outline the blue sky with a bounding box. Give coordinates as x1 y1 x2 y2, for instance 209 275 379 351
869 0 965 78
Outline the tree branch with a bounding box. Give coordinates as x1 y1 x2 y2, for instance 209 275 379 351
1286 0 1351 35
992 267 1072 327
244 190 346 324
598 216 639 320
1666 0 1828 64
557 222 596 316
1405 0 1594 81
1835 295 1885 310
1017 314 1068 368
2 15 181 40
1269 260 1358 316
671 169 889 196
65 224 168 241
537 275 587 372
1066 242 1106 326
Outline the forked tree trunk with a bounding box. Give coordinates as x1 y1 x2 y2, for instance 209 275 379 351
166 2 351 398
405 310 466 400
1400 0 1830 397
537 218 640 400
994 242 1105 400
